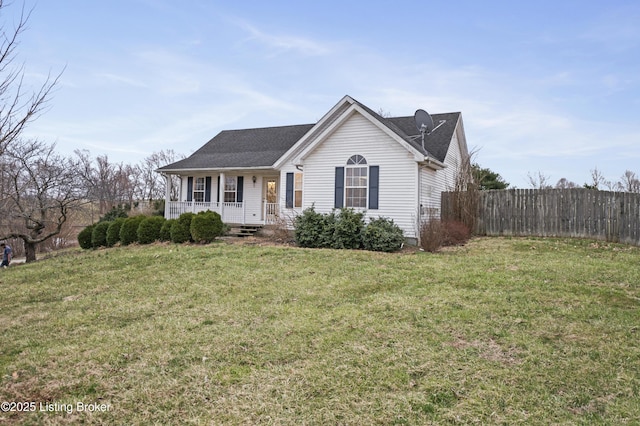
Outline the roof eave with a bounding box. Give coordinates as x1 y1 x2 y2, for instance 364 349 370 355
155 165 276 174
419 156 447 170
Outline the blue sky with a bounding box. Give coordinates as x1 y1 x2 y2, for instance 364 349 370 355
9 0 640 188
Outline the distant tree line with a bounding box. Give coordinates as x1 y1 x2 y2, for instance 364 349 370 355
0 143 184 262
527 168 640 192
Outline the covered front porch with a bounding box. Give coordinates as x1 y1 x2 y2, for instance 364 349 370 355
162 170 281 225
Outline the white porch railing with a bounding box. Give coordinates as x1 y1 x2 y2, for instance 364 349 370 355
168 201 217 218
264 202 279 224
166 201 246 224
222 202 244 224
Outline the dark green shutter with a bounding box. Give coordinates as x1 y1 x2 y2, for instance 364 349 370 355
237 176 244 202
285 173 294 208
335 167 344 208
205 176 212 202
187 176 193 202
217 176 220 202
369 166 379 209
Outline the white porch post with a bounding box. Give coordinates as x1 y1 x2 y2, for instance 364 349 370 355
163 174 171 218
219 172 225 219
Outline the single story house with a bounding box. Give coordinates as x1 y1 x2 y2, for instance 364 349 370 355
156 95 469 242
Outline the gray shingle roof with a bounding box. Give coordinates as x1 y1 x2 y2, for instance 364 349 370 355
157 99 460 172
387 112 461 163
158 124 314 171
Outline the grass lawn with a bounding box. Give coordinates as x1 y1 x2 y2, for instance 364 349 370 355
1 237 639 425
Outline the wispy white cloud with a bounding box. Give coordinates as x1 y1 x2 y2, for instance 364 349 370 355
232 19 333 56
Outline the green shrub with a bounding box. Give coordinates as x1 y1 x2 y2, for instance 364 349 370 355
363 217 405 252
152 199 165 216
332 208 365 249
106 217 126 247
138 216 166 244
171 212 195 244
294 207 365 249
190 210 223 243
78 224 95 250
159 219 175 242
294 206 335 248
91 221 111 248
119 216 146 246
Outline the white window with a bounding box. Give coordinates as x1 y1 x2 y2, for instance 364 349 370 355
193 177 205 202
294 173 303 208
345 155 367 208
224 176 236 203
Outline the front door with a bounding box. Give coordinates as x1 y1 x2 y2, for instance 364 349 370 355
263 177 278 222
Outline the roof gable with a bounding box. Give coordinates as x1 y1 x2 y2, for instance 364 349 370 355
281 96 460 167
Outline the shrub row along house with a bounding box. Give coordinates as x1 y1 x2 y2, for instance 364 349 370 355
157 95 469 243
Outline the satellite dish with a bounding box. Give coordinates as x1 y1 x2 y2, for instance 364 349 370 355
414 109 434 135
414 109 434 149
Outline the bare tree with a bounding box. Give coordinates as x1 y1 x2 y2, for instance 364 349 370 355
527 171 552 189
0 140 81 262
616 170 640 193
446 147 479 231
0 2 62 156
75 150 139 215
584 167 607 190
555 178 578 189
139 150 184 202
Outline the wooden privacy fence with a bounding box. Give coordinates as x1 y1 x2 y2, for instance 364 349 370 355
442 189 640 246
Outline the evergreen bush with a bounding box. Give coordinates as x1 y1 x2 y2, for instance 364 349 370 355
159 219 175 242
91 221 111 248
170 212 195 244
106 217 126 247
137 216 166 244
294 206 334 248
294 207 365 249
362 217 405 252
78 224 95 250
119 216 146 246
332 208 365 249
190 210 223 243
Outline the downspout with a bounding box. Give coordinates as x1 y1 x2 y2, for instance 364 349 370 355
417 163 422 246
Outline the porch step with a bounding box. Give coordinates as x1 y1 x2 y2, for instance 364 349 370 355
228 225 263 237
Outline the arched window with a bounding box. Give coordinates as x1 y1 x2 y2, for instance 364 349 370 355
345 155 368 208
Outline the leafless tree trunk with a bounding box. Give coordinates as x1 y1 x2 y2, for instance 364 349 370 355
139 150 184 202
0 140 81 262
